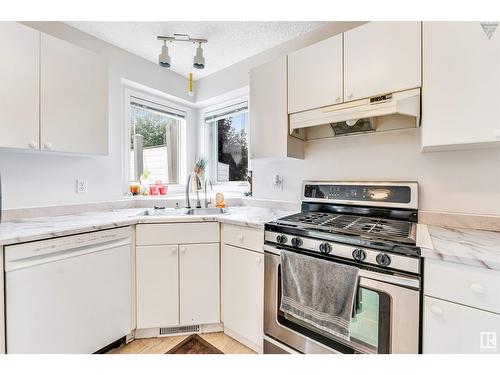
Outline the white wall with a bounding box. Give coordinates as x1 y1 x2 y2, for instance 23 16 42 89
0 22 197 209
251 130 500 215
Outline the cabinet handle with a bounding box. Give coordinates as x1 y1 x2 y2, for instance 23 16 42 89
494 129 500 138
44 142 53 150
237 233 244 241
29 140 38 149
470 283 485 294
256 257 261 263
180 247 186 254
430 305 443 316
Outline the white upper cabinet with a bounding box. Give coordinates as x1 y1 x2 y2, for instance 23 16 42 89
0 22 39 150
288 34 343 113
344 22 421 101
249 56 304 160
40 33 108 155
422 22 500 151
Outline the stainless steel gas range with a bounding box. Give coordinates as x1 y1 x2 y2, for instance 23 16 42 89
263 181 421 354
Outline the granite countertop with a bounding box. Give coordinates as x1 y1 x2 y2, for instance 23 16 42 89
417 224 500 270
0 206 293 246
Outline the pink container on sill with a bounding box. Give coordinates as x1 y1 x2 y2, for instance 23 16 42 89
149 185 160 195
159 185 168 195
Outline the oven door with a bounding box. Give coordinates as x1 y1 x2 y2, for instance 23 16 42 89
263 245 420 354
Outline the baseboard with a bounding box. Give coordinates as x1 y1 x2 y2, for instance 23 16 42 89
224 327 262 353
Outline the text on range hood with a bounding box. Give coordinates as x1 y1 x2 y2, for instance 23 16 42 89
289 88 421 138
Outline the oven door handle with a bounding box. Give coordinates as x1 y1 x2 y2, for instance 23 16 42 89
263 244 420 289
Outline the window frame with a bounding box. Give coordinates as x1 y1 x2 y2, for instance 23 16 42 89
123 85 188 196
202 97 250 191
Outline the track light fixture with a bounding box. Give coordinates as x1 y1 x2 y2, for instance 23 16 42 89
157 34 208 70
193 42 205 70
158 40 171 68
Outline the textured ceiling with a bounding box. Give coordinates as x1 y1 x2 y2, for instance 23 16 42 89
65 21 329 79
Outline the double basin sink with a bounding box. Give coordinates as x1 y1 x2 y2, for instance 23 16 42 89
141 207 229 216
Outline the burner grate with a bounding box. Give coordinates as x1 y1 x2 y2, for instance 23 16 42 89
277 212 413 241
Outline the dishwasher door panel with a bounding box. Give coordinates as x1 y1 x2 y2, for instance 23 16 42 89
5 236 132 353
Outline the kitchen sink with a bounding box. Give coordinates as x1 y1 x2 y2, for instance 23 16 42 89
139 207 229 216
185 207 229 215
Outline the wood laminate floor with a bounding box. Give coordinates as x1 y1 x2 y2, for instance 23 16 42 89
110 332 256 354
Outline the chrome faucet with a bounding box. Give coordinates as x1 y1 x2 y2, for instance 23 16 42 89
204 179 213 208
185 172 202 209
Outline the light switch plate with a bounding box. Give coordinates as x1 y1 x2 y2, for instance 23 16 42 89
77 179 88 194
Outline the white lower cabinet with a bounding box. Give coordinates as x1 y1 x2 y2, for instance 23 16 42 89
423 296 500 354
135 223 220 332
136 245 179 329
180 243 220 325
423 258 500 354
221 223 264 353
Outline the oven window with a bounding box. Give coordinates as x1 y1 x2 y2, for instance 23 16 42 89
350 288 380 348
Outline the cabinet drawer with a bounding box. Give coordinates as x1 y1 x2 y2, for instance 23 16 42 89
424 258 500 314
222 224 264 252
136 223 219 245
423 296 500 354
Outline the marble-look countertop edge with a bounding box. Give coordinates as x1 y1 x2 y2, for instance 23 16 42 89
417 224 500 271
0 208 280 246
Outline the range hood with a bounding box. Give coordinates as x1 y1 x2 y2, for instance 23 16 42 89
289 88 421 139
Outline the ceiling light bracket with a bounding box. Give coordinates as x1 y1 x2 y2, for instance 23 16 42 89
157 35 208 44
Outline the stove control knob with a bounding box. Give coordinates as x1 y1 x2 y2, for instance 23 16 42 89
276 234 288 245
291 237 303 248
376 253 391 267
352 249 367 261
319 242 332 254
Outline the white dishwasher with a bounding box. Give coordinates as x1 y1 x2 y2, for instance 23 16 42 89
4 226 133 353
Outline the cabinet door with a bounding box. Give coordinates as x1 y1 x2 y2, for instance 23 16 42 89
423 296 500 354
344 22 421 101
179 243 220 325
222 244 264 352
288 34 343 113
136 245 179 329
249 56 304 160
0 22 39 150
40 32 108 155
422 22 500 150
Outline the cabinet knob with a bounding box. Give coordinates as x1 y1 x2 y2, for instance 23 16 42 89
180 247 186 253
171 247 177 254
494 129 500 138
237 233 244 241
348 93 354 100
44 142 53 150
256 257 261 263
430 305 443 316
470 283 485 294
29 140 38 149
335 97 341 102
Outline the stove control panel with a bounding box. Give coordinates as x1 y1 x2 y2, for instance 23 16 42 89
264 231 420 275
301 182 418 210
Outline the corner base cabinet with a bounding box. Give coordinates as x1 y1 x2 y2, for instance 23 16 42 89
135 223 220 332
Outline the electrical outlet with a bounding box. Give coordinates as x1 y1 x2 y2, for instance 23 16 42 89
77 179 88 194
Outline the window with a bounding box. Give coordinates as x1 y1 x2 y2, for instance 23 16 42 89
205 102 249 183
129 96 185 185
